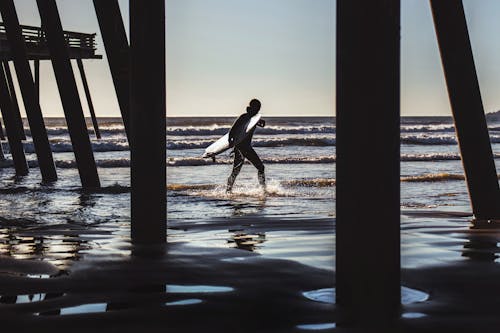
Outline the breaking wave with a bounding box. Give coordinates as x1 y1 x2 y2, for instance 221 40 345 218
401 173 465 182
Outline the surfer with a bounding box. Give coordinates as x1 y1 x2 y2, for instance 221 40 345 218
227 99 266 193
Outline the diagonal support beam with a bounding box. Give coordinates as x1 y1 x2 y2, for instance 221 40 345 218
36 0 100 188
0 62 28 175
3 61 26 140
77 59 101 139
0 0 57 182
34 59 40 102
93 0 130 143
0 118 4 140
130 0 166 244
336 0 401 326
431 0 500 220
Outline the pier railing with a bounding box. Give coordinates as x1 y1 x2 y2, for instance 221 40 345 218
0 22 100 59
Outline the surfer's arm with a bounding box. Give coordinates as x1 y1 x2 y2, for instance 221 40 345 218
257 119 265 127
229 115 246 145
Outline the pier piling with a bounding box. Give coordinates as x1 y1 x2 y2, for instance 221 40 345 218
3 60 26 140
3 61 26 140
0 0 57 182
76 59 101 139
0 62 28 176
0 119 4 140
36 0 100 188
336 0 401 326
431 0 500 220
34 59 39 102
130 0 166 244
93 0 131 142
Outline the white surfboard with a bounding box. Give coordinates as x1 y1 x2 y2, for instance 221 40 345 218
203 114 262 159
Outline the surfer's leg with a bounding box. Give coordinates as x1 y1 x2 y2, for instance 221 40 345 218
227 149 244 192
241 147 266 189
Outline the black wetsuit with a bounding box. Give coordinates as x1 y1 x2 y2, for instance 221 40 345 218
227 113 265 191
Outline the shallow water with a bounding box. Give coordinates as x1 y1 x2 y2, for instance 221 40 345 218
0 116 499 273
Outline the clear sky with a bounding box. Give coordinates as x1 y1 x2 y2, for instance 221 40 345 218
4 0 500 117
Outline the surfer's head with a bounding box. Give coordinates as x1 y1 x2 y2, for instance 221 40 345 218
247 99 261 115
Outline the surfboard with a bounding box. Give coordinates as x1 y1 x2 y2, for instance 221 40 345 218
203 114 262 159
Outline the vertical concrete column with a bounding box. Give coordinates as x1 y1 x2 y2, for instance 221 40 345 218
3 61 26 140
0 0 57 182
130 0 166 244
336 0 401 326
76 58 101 139
0 62 28 175
36 0 100 188
93 0 131 142
431 0 500 220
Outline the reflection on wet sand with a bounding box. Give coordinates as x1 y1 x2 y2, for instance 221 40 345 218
0 230 87 270
228 232 266 252
462 222 500 262
5 284 235 316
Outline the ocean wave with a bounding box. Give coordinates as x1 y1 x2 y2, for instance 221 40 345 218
57 159 130 168
400 124 455 133
16 140 129 153
0 183 130 194
282 178 335 187
18 123 500 140
167 156 336 166
401 173 465 182
24 126 126 137
167 179 335 191
167 125 335 136
167 137 336 150
401 135 457 145
167 184 217 191
401 153 461 161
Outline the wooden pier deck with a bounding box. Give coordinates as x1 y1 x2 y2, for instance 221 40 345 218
0 22 101 60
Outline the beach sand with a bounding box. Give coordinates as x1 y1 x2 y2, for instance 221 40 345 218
0 216 335 332
1 212 500 332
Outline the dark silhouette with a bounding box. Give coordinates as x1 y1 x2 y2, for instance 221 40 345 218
431 0 500 220
93 0 131 143
0 0 57 182
130 0 166 244
37 0 100 188
2 60 26 140
336 0 401 327
0 61 28 175
226 99 266 193
0 119 5 140
77 59 101 139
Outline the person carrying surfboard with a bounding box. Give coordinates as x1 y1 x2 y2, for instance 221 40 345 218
226 99 266 193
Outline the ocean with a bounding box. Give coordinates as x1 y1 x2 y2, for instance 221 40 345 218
167 114 500 220
0 114 499 270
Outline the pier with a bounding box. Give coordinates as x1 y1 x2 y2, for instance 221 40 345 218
0 0 499 331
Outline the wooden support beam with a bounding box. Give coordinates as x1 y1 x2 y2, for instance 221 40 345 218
0 0 57 182
336 0 401 327
0 139 4 161
36 0 100 188
3 61 26 140
430 0 500 220
93 0 131 142
76 59 101 139
0 62 28 176
34 59 40 102
0 118 5 140
130 0 166 244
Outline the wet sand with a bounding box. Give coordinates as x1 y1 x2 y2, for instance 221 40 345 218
0 216 335 332
1 213 500 332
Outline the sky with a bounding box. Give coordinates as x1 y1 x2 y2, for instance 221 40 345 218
4 0 500 117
